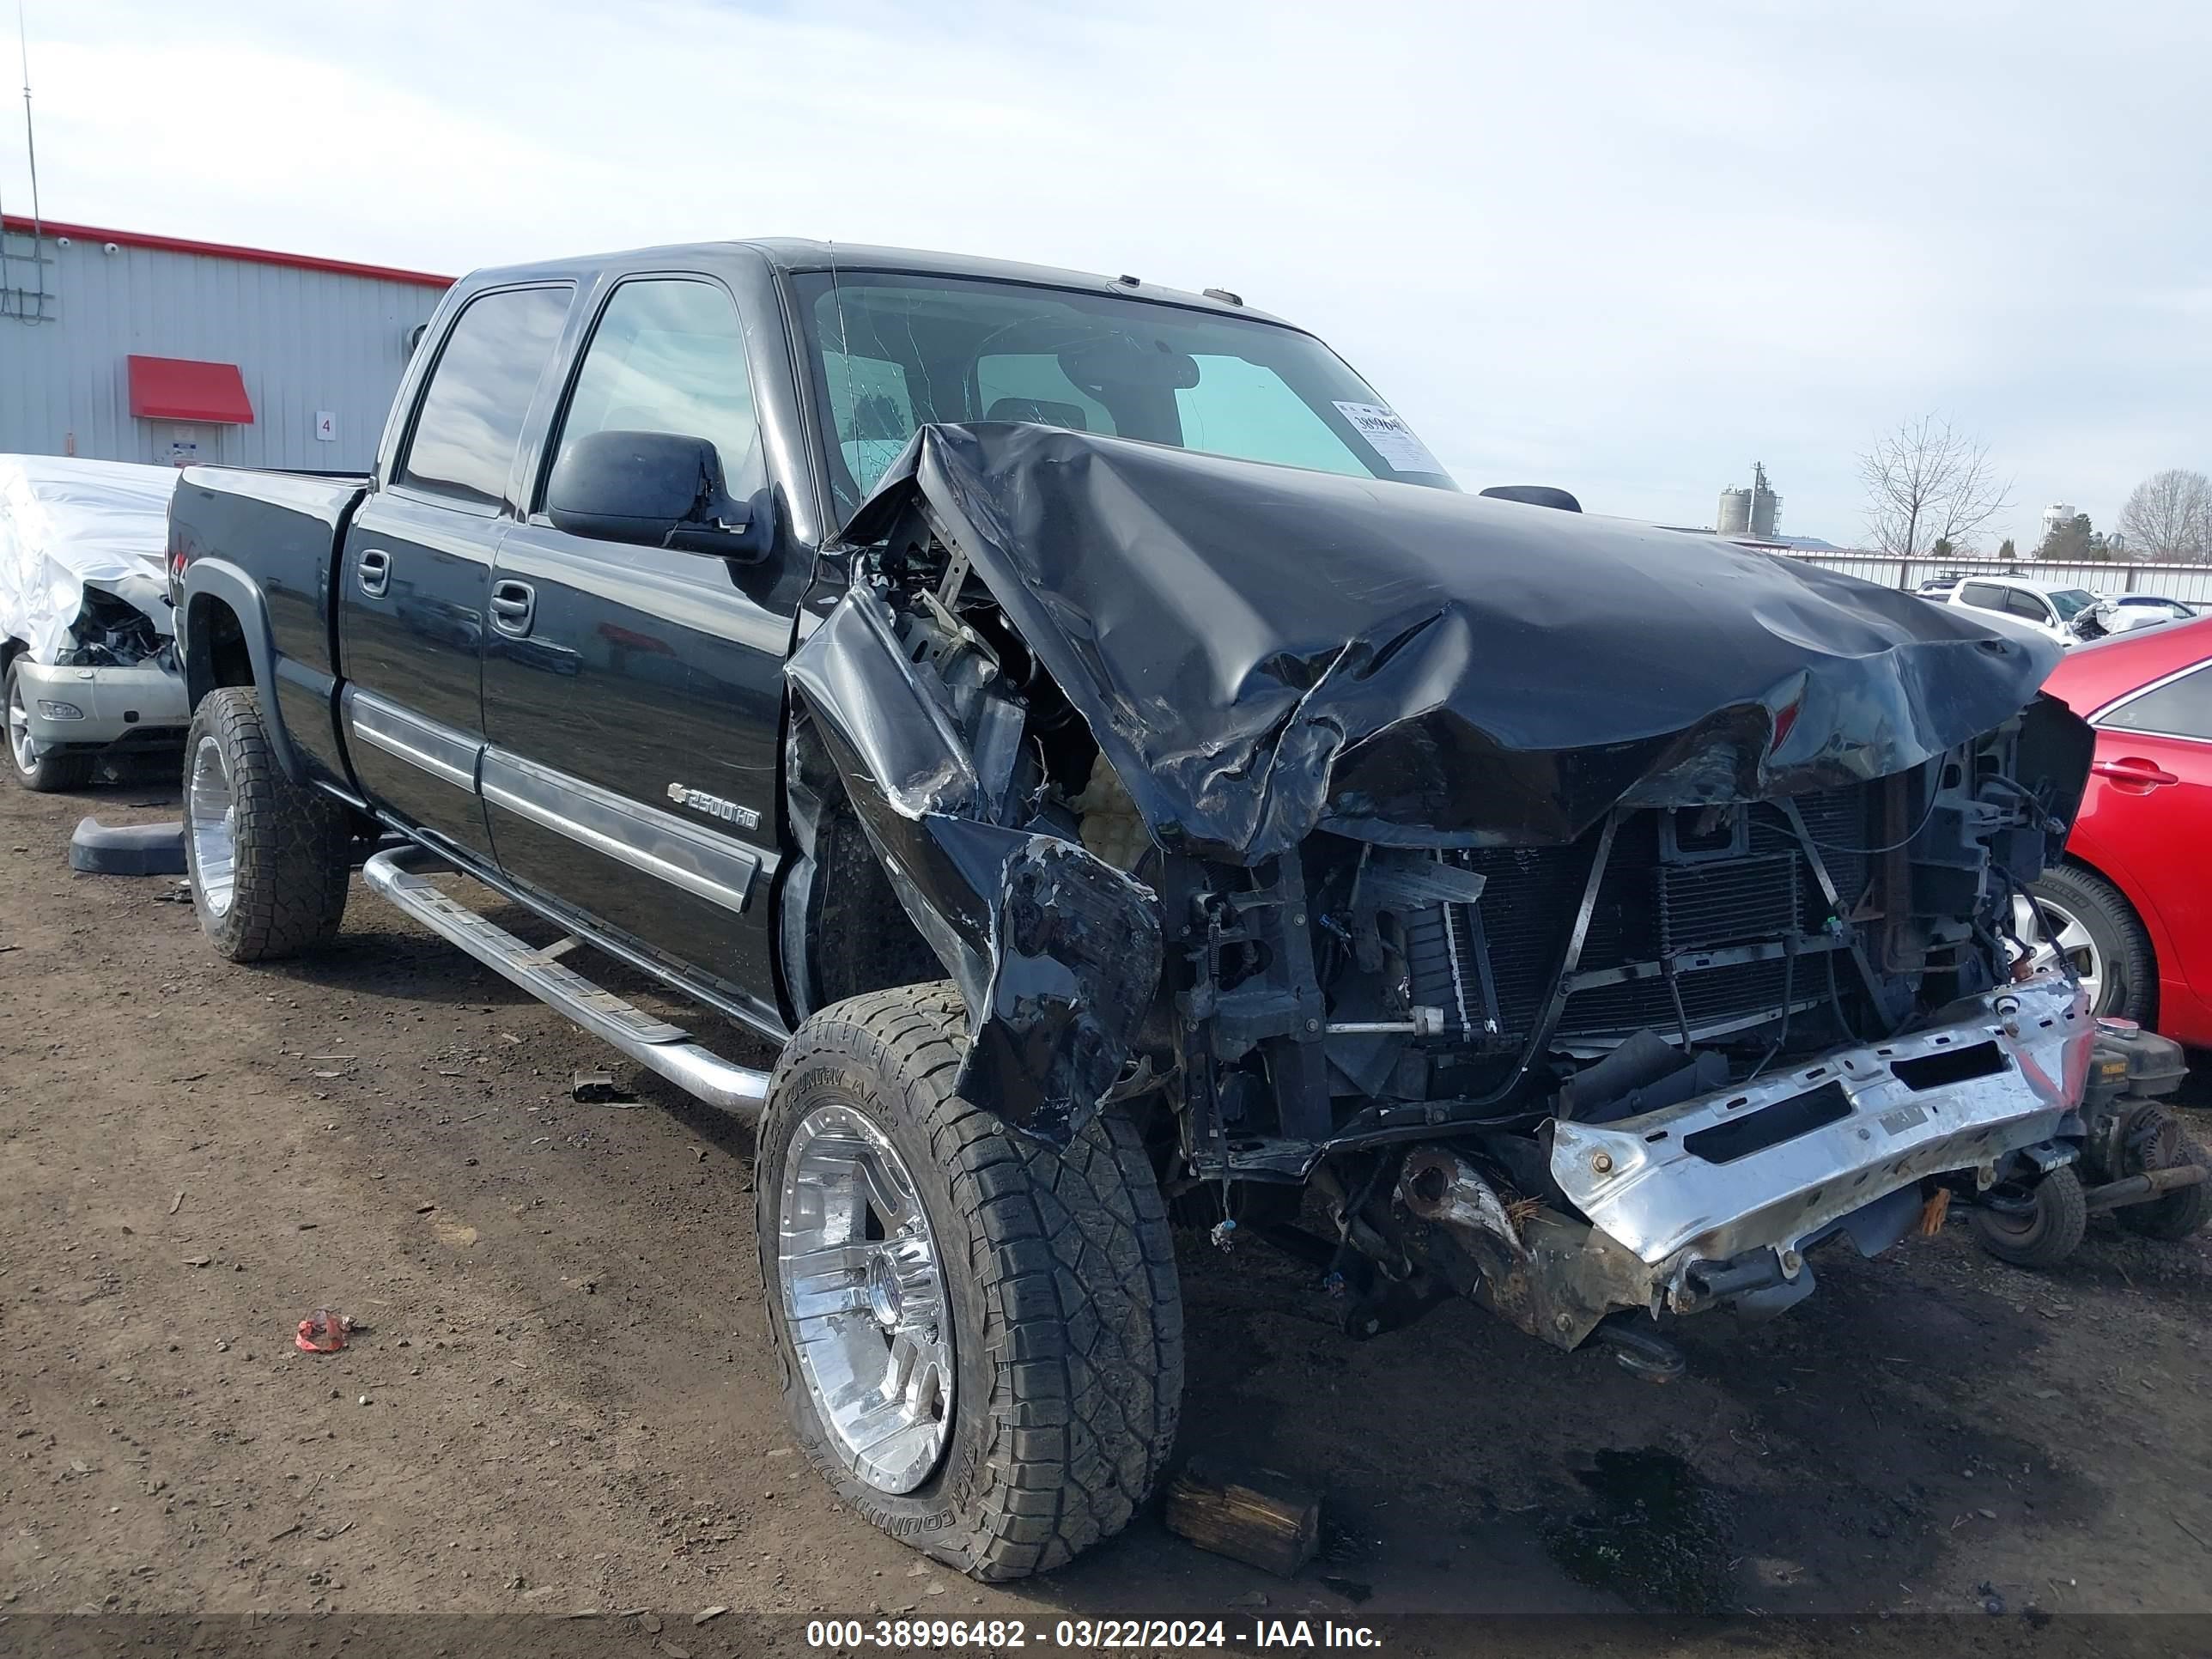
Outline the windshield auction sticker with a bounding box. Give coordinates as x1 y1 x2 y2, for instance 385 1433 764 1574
1332 401 1443 474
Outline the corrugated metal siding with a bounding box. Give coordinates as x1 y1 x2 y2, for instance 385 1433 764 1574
0 228 446 471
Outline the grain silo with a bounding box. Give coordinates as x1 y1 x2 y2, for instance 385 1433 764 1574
1717 463 1782 539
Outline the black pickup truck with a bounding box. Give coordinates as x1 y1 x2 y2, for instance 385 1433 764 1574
164 238 2192 1579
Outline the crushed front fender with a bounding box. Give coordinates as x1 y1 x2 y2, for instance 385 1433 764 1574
787 586 1164 1143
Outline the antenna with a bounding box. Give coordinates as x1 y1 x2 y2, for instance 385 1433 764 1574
10 0 46 325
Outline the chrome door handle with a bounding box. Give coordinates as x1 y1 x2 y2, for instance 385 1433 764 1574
357 548 392 598
489 580 536 637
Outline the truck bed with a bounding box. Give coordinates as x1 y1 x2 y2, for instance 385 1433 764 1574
167 465 372 783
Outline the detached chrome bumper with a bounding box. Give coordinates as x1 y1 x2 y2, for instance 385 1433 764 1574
1550 971 2091 1305
15 657 188 746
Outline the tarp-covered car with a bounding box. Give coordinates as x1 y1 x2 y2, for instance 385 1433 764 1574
2 454 188 791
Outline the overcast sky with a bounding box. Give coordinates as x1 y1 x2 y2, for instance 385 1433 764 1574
5 0 2207 550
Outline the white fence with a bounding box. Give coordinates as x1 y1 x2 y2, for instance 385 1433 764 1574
1770 550 2212 606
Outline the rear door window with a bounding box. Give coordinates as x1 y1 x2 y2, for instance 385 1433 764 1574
397 285 573 513
1957 582 2006 611
2102 664 2212 741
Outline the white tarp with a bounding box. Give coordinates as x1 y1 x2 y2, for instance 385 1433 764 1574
0 454 179 665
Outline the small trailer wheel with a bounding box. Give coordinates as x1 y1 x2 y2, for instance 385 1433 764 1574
1971 1164 2087 1268
2117 1117 2212 1243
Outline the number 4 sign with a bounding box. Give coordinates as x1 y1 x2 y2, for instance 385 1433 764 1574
314 410 337 442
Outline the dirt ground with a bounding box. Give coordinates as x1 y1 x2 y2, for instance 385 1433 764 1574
3 760 2211 1652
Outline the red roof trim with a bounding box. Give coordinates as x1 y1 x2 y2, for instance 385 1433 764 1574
1 215 453 289
127 356 256 425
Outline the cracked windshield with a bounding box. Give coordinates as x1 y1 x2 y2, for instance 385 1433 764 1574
795 270 1455 520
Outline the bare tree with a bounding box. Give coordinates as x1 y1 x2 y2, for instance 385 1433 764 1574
2117 468 2211 562
1857 415 2012 559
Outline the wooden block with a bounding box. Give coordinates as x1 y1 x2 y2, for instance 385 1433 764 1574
1163 1458 1321 1577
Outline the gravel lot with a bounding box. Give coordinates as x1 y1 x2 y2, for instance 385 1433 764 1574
3 761 2210 1650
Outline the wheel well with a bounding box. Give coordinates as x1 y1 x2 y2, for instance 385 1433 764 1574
186 594 254 704
782 717 942 1018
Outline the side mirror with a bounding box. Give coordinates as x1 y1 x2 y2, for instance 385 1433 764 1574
545 429 772 561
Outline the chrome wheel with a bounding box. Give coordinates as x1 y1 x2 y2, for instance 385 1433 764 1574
6 672 38 775
187 734 238 918
777 1103 952 1494
2013 891 2101 1010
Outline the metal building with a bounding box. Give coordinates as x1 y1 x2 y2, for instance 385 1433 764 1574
1717 461 1783 540
1 216 449 472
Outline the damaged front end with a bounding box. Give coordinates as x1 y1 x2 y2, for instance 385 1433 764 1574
786 575 1163 1140
9 577 187 759
2 457 190 762
790 422 2099 1357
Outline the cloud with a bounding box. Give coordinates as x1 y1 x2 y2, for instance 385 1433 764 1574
7 0 2205 550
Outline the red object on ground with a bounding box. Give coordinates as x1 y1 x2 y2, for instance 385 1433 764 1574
295 1310 352 1354
126 356 256 424
2042 617 2212 1047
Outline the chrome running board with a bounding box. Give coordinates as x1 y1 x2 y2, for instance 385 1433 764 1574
362 846 770 1116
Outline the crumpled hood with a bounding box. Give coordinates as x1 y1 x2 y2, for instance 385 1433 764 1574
845 423 2061 863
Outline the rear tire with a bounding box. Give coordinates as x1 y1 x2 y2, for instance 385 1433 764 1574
1971 1164 2087 1268
757 982 1182 1580
5 658 96 793
183 688 351 961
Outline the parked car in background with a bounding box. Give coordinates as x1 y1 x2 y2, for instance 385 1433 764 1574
1948 574 2101 649
1 455 190 792
2026 616 2212 1047
1915 572 1969 599
2083 594 2197 638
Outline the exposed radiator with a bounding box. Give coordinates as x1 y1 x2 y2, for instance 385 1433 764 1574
1402 784 1876 1046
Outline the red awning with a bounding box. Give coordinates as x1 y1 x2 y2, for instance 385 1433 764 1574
126 356 255 424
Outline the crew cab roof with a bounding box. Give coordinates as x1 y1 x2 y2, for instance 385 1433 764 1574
454 238 1293 328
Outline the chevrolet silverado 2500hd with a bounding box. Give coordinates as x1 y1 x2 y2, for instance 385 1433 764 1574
167 239 2165 1580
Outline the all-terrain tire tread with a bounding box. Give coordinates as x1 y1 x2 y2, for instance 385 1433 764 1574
186 688 350 962
761 982 1182 1581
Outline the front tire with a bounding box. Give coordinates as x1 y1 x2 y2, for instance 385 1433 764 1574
5 658 96 793
2021 866 2154 1025
183 688 351 961
1971 1164 2087 1268
757 982 1182 1580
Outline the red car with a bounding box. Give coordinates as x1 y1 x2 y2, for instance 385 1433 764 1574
2030 616 2212 1047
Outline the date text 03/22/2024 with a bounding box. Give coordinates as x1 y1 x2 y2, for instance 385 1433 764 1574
804 1618 1384 1649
